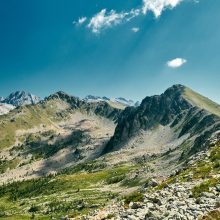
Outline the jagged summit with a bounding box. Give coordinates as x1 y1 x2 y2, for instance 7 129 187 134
103 85 220 156
163 84 185 95
2 91 40 106
46 91 79 101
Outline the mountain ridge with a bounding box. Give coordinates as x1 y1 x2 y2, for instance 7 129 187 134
0 84 220 219
103 84 220 158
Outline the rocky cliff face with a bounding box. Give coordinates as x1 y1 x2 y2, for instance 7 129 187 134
103 85 220 157
45 91 122 122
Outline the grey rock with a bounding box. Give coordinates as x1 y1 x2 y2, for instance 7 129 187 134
201 192 215 199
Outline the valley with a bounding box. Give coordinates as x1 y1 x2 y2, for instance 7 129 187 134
0 85 220 219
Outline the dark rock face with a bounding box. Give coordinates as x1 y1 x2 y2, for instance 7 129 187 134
45 91 122 122
45 91 81 109
103 85 220 155
81 101 121 122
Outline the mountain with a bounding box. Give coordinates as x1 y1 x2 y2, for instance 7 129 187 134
0 85 220 219
0 103 15 115
84 95 137 110
83 95 110 103
113 97 135 106
103 84 220 158
0 96 4 102
0 90 122 184
2 91 40 106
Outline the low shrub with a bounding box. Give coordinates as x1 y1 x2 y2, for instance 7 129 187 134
124 191 144 205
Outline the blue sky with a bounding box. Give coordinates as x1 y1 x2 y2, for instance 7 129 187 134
0 0 219 103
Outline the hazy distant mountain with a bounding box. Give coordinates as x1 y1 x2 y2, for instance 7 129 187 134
2 91 40 106
83 95 110 103
83 95 137 108
113 97 135 106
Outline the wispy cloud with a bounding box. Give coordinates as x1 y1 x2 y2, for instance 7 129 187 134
131 27 140 33
167 58 187 68
87 9 127 33
75 0 192 34
87 9 140 33
73 17 87 26
78 17 87 25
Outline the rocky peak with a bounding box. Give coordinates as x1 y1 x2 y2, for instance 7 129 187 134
45 91 81 109
3 91 40 106
103 85 220 154
163 84 185 96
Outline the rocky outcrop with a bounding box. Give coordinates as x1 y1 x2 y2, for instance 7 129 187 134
44 91 122 122
103 85 220 156
85 181 220 220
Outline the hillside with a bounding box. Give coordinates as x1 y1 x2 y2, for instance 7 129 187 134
0 85 220 219
103 85 220 159
0 91 122 184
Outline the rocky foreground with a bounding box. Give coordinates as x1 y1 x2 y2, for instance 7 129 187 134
86 181 220 220
63 134 220 220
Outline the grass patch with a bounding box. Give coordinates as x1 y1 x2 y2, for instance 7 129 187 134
124 191 144 205
0 163 135 218
121 178 142 188
0 158 20 174
200 210 220 220
191 178 218 198
183 87 220 117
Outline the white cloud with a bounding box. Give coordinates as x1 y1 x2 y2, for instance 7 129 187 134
142 0 183 17
87 9 140 33
131 27 140 33
167 58 187 68
76 0 192 33
78 17 87 25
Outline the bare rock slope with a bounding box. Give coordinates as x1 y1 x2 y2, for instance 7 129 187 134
103 85 220 161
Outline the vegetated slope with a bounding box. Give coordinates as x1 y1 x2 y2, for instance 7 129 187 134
0 85 220 219
103 85 220 160
86 132 220 220
0 91 122 184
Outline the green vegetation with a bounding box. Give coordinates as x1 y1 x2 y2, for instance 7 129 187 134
121 177 142 188
124 191 144 205
0 161 142 219
22 130 89 160
192 178 218 198
106 213 116 219
155 141 220 199
61 160 107 174
200 210 220 220
106 174 125 184
0 99 75 150
0 158 20 174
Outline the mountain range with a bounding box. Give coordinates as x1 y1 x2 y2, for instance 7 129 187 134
0 91 139 116
0 84 220 219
